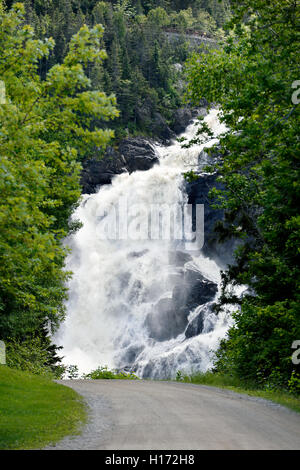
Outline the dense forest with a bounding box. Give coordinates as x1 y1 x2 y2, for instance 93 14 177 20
0 0 299 395
6 0 230 139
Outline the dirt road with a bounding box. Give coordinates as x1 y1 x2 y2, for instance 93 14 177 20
47 380 300 450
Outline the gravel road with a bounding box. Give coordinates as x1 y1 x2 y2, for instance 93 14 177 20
46 380 300 450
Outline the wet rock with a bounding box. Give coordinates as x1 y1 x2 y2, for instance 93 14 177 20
185 143 244 266
120 345 144 365
171 107 193 135
171 273 217 313
145 298 190 342
81 138 159 194
141 362 154 379
119 137 159 172
183 269 218 310
80 107 212 194
185 304 215 339
145 268 217 342
127 249 149 259
171 107 208 135
185 170 238 267
152 112 175 142
80 147 127 194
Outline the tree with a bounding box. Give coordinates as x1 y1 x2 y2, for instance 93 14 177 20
147 7 170 27
0 2 118 353
194 10 217 35
185 0 300 390
170 8 194 31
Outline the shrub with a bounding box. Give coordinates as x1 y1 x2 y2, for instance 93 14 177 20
6 338 65 379
84 366 139 380
214 301 300 393
288 372 300 396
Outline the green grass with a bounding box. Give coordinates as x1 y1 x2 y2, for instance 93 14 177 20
177 371 300 413
0 365 87 450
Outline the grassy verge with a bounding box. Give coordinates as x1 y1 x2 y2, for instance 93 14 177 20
0 365 87 450
177 371 300 413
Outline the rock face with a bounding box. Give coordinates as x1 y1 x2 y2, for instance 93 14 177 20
185 147 239 267
185 303 216 339
171 107 194 135
180 269 218 310
118 137 159 173
186 173 224 256
80 147 127 194
135 100 175 142
79 114 215 197
145 265 218 342
81 138 159 194
80 104 210 194
185 310 205 339
171 106 208 135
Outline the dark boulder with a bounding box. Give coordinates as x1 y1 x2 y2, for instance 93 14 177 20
127 249 149 259
145 267 217 342
171 107 193 135
171 107 208 135
81 137 159 194
186 273 217 310
185 168 239 266
173 268 218 311
119 137 159 172
145 297 190 342
80 146 127 194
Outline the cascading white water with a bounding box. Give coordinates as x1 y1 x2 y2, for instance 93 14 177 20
55 109 236 378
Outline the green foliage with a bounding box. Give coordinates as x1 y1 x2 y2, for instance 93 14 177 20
288 372 300 396
0 365 86 449
65 364 80 380
18 1 230 139
177 370 300 413
183 170 200 182
215 302 300 390
84 365 139 380
176 370 183 381
6 337 65 379
90 1 184 135
185 0 300 390
181 370 249 388
147 7 170 26
0 3 117 358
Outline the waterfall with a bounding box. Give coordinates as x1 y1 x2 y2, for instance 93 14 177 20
55 109 237 379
